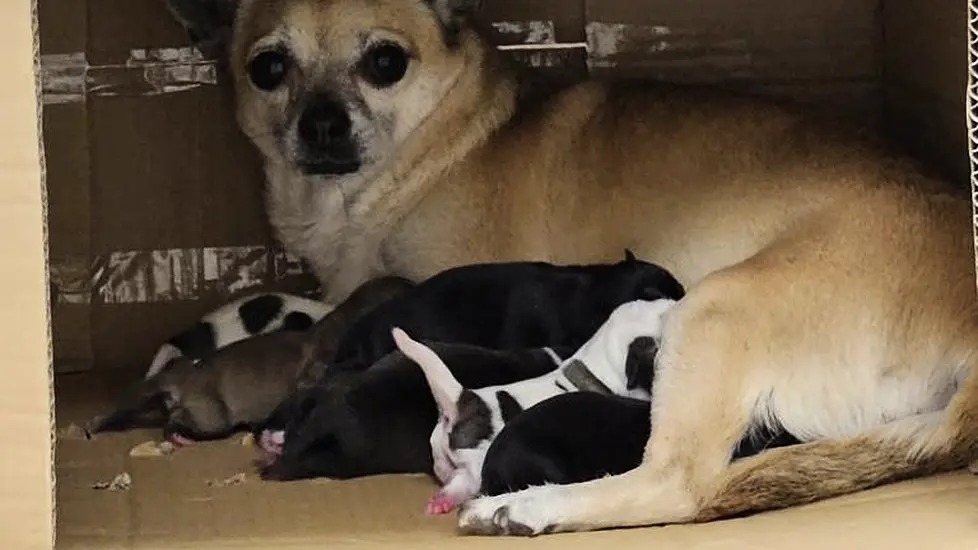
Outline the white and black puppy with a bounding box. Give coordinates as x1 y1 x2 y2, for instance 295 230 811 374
480 392 802 498
392 298 677 515
257 342 574 482
146 292 336 379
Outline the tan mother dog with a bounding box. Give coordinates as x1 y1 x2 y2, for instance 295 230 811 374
166 0 978 536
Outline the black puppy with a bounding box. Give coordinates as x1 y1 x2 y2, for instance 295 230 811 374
258 342 574 482
332 250 684 368
480 392 802 496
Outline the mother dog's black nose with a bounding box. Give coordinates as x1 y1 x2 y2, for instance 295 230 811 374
298 97 352 148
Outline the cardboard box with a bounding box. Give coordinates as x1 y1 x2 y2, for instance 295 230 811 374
0 0 976 547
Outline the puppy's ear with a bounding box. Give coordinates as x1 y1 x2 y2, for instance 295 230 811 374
424 0 485 46
624 336 658 392
623 248 638 262
165 0 239 61
391 328 463 421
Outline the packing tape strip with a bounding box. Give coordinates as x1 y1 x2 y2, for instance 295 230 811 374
48 245 319 305
39 21 584 105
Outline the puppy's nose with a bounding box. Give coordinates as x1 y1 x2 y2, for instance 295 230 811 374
298 98 352 148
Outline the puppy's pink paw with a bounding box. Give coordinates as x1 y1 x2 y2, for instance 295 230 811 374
258 430 285 455
167 433 194 447
425 492 458 515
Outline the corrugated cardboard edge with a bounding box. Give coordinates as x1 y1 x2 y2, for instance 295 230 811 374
34 0 57 542
970 0 978 285
0 0 55 548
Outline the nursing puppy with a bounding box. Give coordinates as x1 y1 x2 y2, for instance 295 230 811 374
332 252 682 368
391 298 677 514
257 342 571 482
480 392 801 497
259 252 682 444
87 330 311 444
291 275 416 389
147 292 334 380
89 276 414 443
167 0 978 536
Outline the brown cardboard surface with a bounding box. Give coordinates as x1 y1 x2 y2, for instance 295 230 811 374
582 0 882 127
0 0 54 548
54 372 978 550
584 0 879 80
882 0 969 185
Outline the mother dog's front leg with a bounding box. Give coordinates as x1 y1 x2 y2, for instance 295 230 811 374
458 272 767 535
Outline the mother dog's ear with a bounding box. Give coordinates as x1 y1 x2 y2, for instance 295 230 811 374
425 0 485 46
165 0 239 62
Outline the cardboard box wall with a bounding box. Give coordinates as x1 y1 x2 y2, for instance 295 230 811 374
1 0 977 547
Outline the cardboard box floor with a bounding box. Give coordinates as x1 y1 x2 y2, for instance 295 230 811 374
2 0 978 547
52 370 978 550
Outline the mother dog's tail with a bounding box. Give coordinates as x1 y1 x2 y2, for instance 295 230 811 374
697 367 978 521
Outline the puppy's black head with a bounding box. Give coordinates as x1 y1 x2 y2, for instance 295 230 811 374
259 385 325 436
259 393 371 481
260 382 436 482
605 252 685 305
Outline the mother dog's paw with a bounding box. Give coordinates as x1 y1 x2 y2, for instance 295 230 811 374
457 488 564 536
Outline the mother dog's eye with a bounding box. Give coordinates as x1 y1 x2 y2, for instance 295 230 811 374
248 50 290 91
360 42 409 88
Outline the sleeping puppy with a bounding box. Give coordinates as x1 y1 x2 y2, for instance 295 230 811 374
88 330 311 444
391 298 677 514
480 392 802 497
260 251 684 445
257 342 573 482
88 276 415 443
291 275 416 389
146 292 335 380
332 251 684 368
